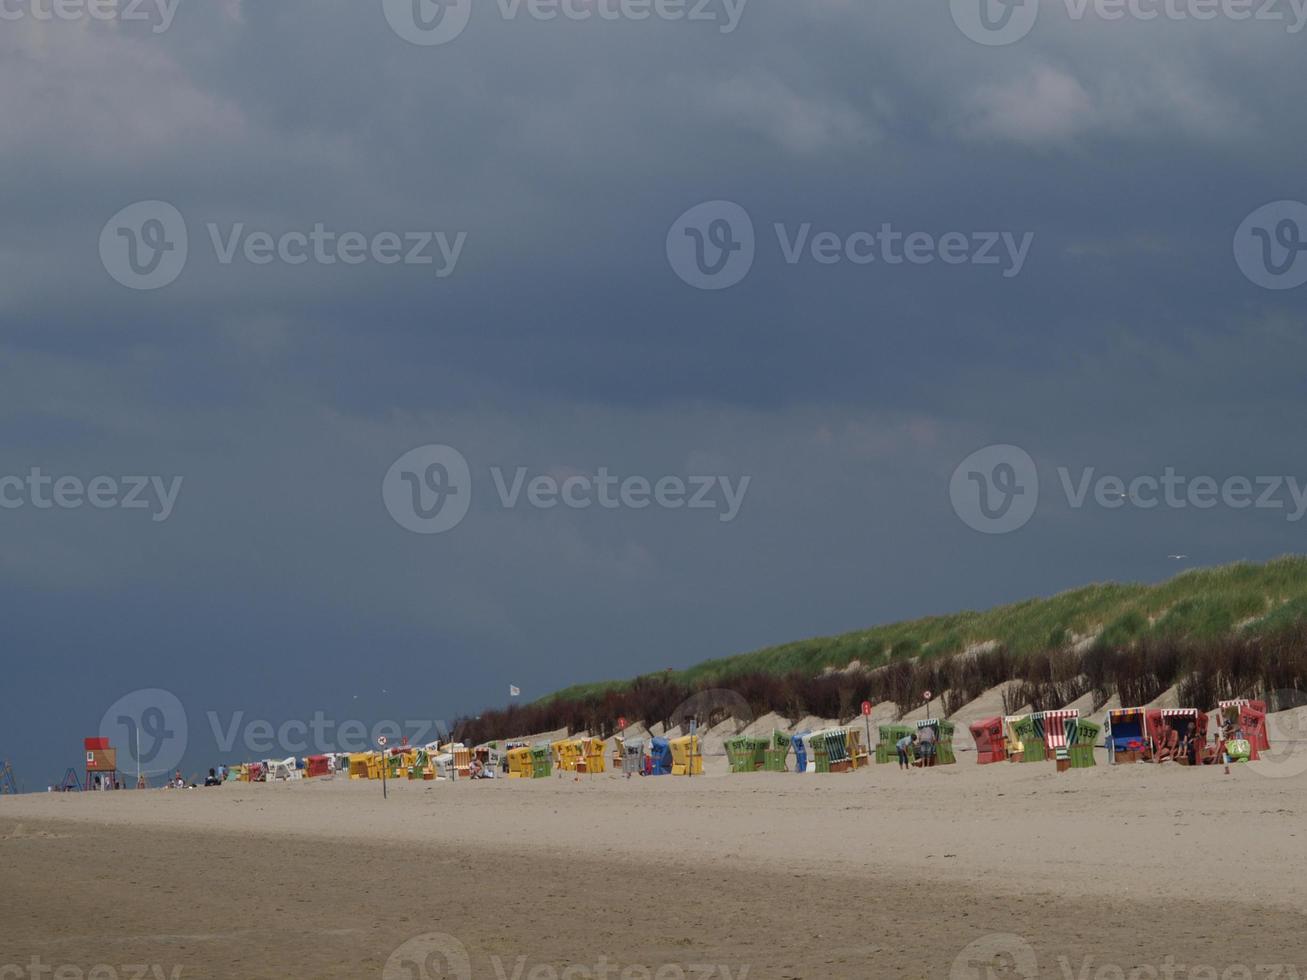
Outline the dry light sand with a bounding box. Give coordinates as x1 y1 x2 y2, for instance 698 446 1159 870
3 745 1307 980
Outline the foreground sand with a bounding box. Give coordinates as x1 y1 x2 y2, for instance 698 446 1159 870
3 758 1306 979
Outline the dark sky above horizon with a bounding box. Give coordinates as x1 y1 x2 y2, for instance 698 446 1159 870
2 0 1305 787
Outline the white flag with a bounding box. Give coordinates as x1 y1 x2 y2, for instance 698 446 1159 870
509 685 521 697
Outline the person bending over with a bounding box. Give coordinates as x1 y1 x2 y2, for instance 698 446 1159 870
1155 727 1179 763
896 733 918 770
917 726 938 767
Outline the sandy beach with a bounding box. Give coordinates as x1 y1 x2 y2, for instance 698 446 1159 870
3 754 1306 980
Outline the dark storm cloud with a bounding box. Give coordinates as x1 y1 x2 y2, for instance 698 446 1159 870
1 0 1304 780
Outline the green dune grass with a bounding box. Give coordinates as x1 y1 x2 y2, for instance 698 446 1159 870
541 556 1307 704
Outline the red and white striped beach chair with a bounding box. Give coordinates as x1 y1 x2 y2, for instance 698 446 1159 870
1040 709 1079 756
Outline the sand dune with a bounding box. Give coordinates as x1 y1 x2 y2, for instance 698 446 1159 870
942 684 1015 751
739 710 791 737
493 687 1286 765
1146 684 1182 709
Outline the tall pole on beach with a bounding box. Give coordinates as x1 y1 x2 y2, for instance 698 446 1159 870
688 717 696 779
862 701 873 766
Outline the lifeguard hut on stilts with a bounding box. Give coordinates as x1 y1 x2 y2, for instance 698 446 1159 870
84 737 119 789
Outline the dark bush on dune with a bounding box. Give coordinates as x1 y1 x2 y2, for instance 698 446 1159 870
452 632 1307 747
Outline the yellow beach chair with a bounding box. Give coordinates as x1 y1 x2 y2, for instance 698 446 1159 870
670 735 703 776
552 739 583 772
1004 715 1027 761
507 746 532 778
579 737 606 774
847 728 870 769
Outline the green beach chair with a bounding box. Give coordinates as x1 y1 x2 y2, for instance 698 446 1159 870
530 744 552 778
1069 719 1099 768
764 730 790 771
1014 716 1046 763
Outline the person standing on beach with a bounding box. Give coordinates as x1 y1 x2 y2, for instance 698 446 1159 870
917 724 937 768
1183 722 1199 765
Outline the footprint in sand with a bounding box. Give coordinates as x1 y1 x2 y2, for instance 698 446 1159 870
0 823 70 841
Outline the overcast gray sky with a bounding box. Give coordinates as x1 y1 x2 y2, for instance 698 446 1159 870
2 0 1305 785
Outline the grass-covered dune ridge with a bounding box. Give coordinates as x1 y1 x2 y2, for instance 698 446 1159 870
452 557 1307 745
